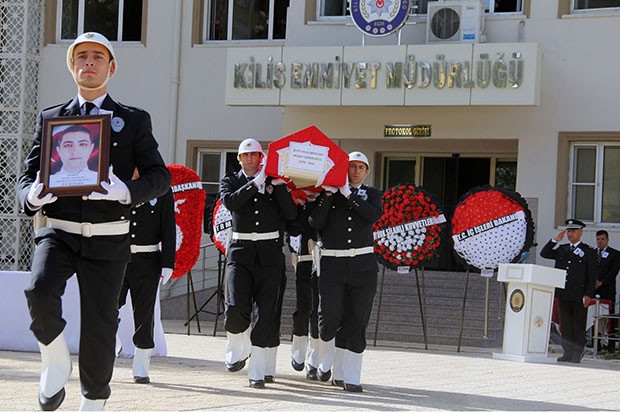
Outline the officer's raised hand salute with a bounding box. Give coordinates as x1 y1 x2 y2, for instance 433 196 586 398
540 219 597 363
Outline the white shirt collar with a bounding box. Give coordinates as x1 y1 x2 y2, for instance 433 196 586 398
77 93 107 110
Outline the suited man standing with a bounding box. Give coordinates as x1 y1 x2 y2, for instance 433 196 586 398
220 138 297 388
18 32 170 410
310 151 383 392
594 230 620 352
540 219 597 363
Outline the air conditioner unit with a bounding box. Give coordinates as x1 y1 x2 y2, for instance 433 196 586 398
426 0 485 44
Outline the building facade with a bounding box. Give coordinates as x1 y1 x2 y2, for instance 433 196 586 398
3 0 620 295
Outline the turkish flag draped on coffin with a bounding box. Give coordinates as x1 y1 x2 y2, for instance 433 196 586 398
264 125 349 194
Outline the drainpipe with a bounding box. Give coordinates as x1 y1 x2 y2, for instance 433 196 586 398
167 0 182 163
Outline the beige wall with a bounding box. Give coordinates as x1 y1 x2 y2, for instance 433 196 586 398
37 0 620 261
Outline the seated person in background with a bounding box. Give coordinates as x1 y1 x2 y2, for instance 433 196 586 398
49 124 98 188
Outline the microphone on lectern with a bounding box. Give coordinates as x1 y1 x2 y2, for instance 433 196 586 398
517 251 530 263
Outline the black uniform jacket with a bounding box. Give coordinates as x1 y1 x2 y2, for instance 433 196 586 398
286 201 318 256
310 185 383 273
17 95 171 261
540 240 597 301
220 171 297 265
596 246 620 300
129 189 176 274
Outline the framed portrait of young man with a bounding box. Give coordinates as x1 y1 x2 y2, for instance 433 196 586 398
39 115 110 197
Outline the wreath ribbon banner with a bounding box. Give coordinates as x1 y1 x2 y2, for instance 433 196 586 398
374 214 446 240
452 210 525 243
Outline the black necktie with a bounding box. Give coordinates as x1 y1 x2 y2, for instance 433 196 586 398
597 249 603 265
570 245 575 253
83 101 96 115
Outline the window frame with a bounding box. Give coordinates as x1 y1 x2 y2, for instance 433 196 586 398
203 0 287 43
567 142 620 225
556 132 620 229
187 140 239 194
571 0 620 13
46 0 146 45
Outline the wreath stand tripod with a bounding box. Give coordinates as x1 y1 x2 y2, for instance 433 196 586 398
184 251 226 336
373 266 428 349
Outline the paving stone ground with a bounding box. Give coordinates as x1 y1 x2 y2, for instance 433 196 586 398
2 320 619 411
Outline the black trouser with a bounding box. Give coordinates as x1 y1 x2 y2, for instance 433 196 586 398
559 298 588 356
318 266 377 353
225 256 283 347
268 254 287 347
25 237 127 400
292 260 319 339
118 256 160 349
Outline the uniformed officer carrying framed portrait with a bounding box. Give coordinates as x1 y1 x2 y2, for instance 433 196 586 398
40 115 110 197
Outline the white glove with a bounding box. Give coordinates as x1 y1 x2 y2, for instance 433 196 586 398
27 171 57 210
88 166 131 204
271 178 288 186
252 155 268 193
322 185 338 194
338 176 352 198
161 268 174 285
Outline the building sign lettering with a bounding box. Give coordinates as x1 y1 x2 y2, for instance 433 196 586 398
226 43 542 106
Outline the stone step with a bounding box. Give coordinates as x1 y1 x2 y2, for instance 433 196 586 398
162 269 510 349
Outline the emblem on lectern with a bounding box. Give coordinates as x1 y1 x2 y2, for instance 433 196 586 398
534 316 543 327
509 289 525 313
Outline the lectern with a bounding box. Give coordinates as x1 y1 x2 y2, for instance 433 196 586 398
493 263 565 363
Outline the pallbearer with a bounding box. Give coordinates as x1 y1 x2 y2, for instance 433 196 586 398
310 151 383 392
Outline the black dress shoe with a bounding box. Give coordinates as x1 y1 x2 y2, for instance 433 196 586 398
39 388 65 411
291 358 305 371
249 379 265 389
264 375 275 383
570 352 583 363
306 365 318 381
134 376 150 384
557 353 572 362
331 379 344 387
317 368 331 382
344 383 363 393
225 358 246 372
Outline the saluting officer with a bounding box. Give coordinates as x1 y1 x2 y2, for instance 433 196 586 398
540 219 597 363
220 138 297 388
309 151 383 392
18 32 170 410
118 168 176 384
287 191 320 380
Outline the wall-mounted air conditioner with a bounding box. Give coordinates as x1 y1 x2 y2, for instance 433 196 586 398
426 0 485 44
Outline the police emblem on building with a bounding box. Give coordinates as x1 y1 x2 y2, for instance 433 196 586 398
349 0 412 37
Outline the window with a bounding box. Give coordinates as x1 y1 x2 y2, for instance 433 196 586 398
569 144 620 224
573 0 620 11
319 0 349 17
205 0 289 41
58 0 143 41
197 149 240 196
483 0 523 13
316 0 523 19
